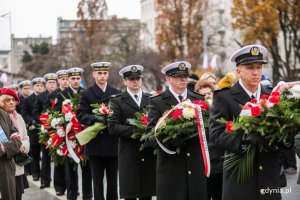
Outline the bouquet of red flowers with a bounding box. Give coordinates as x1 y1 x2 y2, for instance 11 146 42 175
127 108 149 140
75 103 109 145
220 82 300 183
41 94 86 165
142 99 210 153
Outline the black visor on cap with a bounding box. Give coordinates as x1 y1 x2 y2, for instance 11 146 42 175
123 70 143 79
235 52 267 66
166 67 189 76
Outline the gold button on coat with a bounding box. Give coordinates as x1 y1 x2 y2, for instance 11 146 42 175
188 171 191 175
187 153 190 157
259 165 263 171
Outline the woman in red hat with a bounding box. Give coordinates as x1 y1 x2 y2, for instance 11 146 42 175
0 88 30 200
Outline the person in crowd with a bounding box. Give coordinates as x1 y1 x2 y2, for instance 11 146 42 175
77 62 121 200
42 70 69 197
195 80 214 103
16 80 31 115
16 80 32 175
21 77 45 182
216 72 237 90
55 67 93 200
210 44 283 200
187 73 199 91
199 72 217 89
0 88 30 200
260 74 273 90
0 103 22 200
6 84 19 93
195 80 223 200
32 73 58 189
146 61 207 200
108 65 156 200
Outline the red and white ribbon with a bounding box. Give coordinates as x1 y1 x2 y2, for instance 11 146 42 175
154 100 211 177
65 122 80 163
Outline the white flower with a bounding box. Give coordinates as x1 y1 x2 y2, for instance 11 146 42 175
56 149 63 156
290 85 300 99
182 107 195 119
62 99 71 105
41 125 48 133
65 112 73 122
57 128 65 137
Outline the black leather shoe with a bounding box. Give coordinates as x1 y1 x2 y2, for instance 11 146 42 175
40 183 50 189
56 191 64 196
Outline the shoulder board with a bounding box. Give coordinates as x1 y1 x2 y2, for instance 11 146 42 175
214 87 230 93
110 93 122 98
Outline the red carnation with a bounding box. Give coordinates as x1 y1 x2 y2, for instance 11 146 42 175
226 121 235 133
52 134 63 147
250 99 257 103
251 106 261 117
172 108 183 120
269 96 280 104
260 94 269 100
192 100 209 110
140 115 148 125
270 91 280 96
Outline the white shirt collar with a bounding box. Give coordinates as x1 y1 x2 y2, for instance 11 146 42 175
69 85 78 94
169 86 187 102
239 79 261 100
127 88 142 106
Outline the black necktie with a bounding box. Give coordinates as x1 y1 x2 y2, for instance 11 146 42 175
134 94 138 100
251 95 255 99
178 95 183 102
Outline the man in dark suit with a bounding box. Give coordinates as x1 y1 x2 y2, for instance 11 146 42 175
147 61 207 200
108 65 156 200
32 73 58 189
55 67 93 200
210 44 282 200
77 62 121 200
21 77 45 181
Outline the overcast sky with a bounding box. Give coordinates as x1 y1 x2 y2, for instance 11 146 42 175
0 0 140 50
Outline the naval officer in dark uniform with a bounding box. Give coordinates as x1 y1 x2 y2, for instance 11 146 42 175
16 80 31 116
43 70 69 111
146 61 207 200
76 62 121 200
108 65 156 200
210 45 282 200
21 77 45 181
41 70 69 196
32 73 58 189
55 67 93 200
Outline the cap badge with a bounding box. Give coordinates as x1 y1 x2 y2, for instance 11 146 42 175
131 66 138 73
250 47 260 56
178 63 186 70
